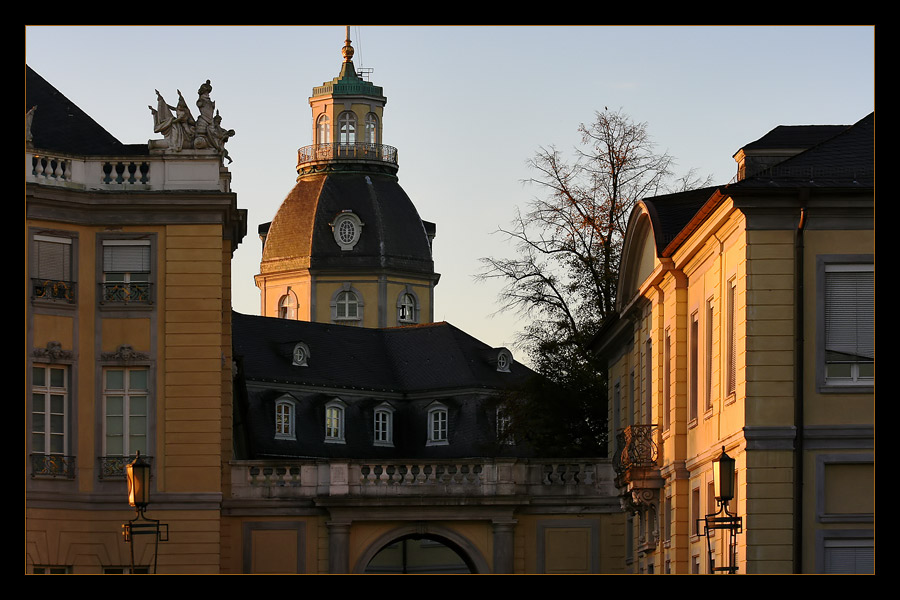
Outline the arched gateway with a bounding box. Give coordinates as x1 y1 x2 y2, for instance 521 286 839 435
355 524 490 574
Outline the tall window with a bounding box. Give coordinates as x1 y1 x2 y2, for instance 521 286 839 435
496 406 513 444
365 113 377 144
689 312 699 422
275 398 295 440
398 292 417 323
317 114 331 145
102 240 150 303
644 338 652 424
325 399 345 442
374 404 394 446
427 403 448 445
32 234 75 302
726 279 737 397
663 329 671 431
338 112 357 144
32 365 67 456
103 368 148 458
824 263 874 385
279 292 297 319
705 299 714 412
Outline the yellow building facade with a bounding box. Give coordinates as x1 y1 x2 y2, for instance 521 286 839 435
594 114 874 573
26 67 246 573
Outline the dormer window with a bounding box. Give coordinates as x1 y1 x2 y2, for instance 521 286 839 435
331 212 363 251
325 398 346 443
427 402 448 446
275 396 296 440
496 349 513 373
373 402 395 447
292 342 310 367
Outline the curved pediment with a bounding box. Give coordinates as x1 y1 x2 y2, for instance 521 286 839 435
615 204 658 313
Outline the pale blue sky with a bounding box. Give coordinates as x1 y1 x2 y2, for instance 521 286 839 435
25 26 875 359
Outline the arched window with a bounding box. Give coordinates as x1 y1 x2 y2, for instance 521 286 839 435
279 291 297 320
317 114 331 145
331 284 364 324
336 291 359 319
398 292 417 324
292 342 310 367
427 402 448 446
325 399 346 443
365 113 378 144
374 403 395 447
338 111 357 144
275 397 296 440
332 212 363 251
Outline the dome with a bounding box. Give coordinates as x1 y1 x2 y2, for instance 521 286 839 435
260 171 435 278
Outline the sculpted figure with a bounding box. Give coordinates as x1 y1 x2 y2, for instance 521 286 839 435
150 89 195 151
149 80 233 160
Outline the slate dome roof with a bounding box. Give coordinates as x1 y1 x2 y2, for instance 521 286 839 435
260 171 436 278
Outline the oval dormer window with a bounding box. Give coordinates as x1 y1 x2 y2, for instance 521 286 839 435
332 212 363 251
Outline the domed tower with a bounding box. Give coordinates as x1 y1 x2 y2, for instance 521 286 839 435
255 29 439 327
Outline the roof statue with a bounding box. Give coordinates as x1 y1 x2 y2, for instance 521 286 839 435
149 79 235 162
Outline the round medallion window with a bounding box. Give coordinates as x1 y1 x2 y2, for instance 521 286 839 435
332 212 363 250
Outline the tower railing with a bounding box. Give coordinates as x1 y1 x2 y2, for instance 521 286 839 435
297 142 398 167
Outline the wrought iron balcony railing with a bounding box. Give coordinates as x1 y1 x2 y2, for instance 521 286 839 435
32 278 76 303
101 282 152 304
99 454 154 479
297 142 398 167
613 425 659 477
30 453 76 479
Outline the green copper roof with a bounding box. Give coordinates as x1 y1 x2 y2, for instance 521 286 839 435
311 59 386 100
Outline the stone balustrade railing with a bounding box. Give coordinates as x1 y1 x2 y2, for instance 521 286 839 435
230 458 616 500
26 150 229 192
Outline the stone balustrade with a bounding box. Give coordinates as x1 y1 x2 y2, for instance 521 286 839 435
26 150 230 192
230 458 616 501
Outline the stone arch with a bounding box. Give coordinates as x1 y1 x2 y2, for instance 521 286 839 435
353 523 491 574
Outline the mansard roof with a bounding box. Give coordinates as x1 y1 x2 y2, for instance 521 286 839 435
25 65 147 156
730 112 874 189
232 312 533 393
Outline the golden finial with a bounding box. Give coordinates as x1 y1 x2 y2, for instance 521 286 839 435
342 26 354 63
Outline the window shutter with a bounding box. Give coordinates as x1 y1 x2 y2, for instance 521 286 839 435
825 267 874 360
103 243 150 273
35 237 71 281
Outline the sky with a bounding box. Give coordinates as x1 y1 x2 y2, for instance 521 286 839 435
25 26 875 362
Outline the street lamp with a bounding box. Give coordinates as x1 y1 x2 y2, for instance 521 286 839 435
697 447 742 573
122 451 168 573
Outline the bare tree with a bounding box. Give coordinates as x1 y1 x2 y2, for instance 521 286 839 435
479 109 710 455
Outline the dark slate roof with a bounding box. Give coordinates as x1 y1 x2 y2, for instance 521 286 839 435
232 312 536 460
641 186 719 252
260 172 436 277
731 113 874 189
232 312 533 393
26 65 147 156
739 123 849 152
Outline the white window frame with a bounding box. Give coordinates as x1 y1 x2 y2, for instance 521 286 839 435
279 290 298 320
325 399 346 443
397 290 418 324
338 111 357 145
32 364 68 456
817 259 874 391
317 113 331 145
496 348 513 372
365 113 378 144
496 405 513 445
331 212 363 251
101 239 152 304
374 403 395 447
427 403 448 446
102 367 149 458
275 397 296 440
331 284 364 324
